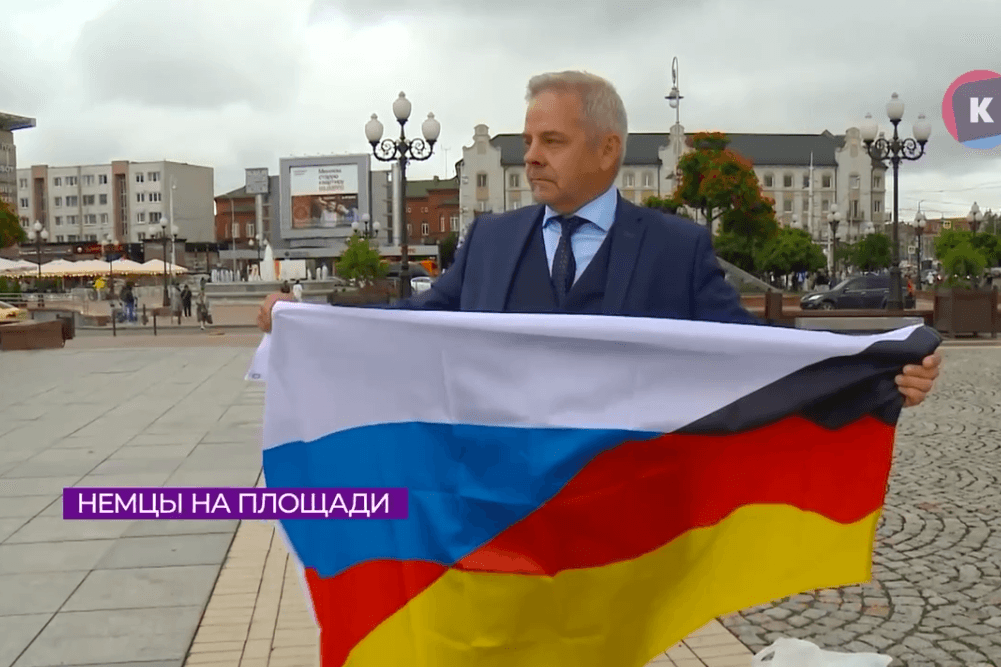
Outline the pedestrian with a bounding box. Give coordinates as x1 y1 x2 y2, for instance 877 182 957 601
292 280 303 302
281 280 291 294
122 283 136 323
181 285 192 318
170 283 182 320
196 289 211 331
258 70 941 408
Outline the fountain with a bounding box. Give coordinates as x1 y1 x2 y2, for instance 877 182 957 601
261 242 277 283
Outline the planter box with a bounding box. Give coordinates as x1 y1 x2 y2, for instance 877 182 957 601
933 288 998 338
0 320 66 351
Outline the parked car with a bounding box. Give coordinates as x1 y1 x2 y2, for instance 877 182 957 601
411 276 433 293
0 300 29 321
800 274 916 310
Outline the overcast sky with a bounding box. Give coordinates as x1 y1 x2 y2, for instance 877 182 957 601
4 0 1000 222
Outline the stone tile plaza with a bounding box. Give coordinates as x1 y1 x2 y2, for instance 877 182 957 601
0 332 997 667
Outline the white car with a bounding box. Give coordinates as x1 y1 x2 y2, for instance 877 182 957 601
411 276 433 293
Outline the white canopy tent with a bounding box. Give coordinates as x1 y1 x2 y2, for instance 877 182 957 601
141 259 188 275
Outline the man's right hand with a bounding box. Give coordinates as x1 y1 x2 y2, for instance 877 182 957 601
257 292 296 333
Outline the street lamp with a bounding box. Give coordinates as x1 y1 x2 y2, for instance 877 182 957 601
365 92 440 299
26 220 48 281
967 201 985 234
665 57 684 185
860 94 932 310
910 211 926 289
104 232 117 299
351 213 382 239
827 205 844 282
158 218 179 306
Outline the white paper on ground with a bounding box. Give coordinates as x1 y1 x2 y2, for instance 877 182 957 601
752 638 893 666
245 334 270 381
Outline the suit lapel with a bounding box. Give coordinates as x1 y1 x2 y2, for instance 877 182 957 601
602 196 646 314
483 205 544 311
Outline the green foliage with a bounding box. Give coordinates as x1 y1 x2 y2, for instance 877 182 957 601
712 231 759 274
439 231 459 269
0 198 26 248
335 234 388 284
941 241 987 288
849 233 892 272
0 276 22 295
935 229 1001 268
756 227 827 277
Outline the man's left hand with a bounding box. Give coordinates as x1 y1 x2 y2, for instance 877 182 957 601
896 351 942 408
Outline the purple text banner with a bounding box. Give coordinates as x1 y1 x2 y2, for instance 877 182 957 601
63 488 408 520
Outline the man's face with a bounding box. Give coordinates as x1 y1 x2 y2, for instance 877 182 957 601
523 90 618 214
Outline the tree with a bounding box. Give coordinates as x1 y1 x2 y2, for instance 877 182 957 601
439 231 459 270
850 233 892 272
941 241 987 288
756 227 827 284
335 234 388 284
0 198 26 248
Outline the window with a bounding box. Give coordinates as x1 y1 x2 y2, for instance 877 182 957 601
67 215 78 225
53 177 62 186
136 193 146 203
99 175 108 185
421 222 430 236
803 175 810 188
66 196 78 206
149 172 161 182
20 217 28 227
509 173 520 188
19 197 28 208
150 212 162 223
135 173 144 183
100 213 109 224
247 223 255 237
624 172 635 187
54 216 62 226
851 200 860 218
873 175 882 189
99 194 108 205
763 174 773 188
232 223 239 238
821 199 829 211
874 200 882 213
54 197 62 207
138 232 146 241
511 195 521 209
783 199 793 212
407 206 411 213
137 212 146 223
422 206 428 213
783 174 793 188
56 235 64 243
68 235 78 242
802 199 810 212
850 175 860 189
822 175 832 188
408 223 413 235
19 178 27 188
87 234 97 242
439 213 445 231
83 195 95 206
476 173 488 187
150 192 162 202
450 215 459 232
642 172 654 187
478 201 487 212
66 176 77 186
83 175 94 186
85 214 97 225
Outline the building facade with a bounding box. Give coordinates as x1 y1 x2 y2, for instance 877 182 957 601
405 176 459 244
0 112 35 217
456 123 887 246
16 160 214 245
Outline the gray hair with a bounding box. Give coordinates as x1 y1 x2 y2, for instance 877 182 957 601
526 71 629 172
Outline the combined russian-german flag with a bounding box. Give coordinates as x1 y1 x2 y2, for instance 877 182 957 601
254 303 940 667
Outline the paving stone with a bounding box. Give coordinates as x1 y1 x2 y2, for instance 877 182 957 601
0 477 83 498
63 565 221 611
123 519 239 538
0 614 51 667
94 533 234 570
1 459 104 479
0 496 57 519
0 540 116 575
5 517 135 544
0 571 90 615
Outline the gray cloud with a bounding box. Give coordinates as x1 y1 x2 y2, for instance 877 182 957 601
72 0 306 110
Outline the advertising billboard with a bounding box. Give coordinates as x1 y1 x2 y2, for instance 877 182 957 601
279 154 371 243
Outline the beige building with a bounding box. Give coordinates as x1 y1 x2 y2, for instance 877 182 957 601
0 112 35 216
456 123 887 246
16 160 214 244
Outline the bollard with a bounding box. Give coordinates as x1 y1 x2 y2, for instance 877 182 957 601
112 307 117 337
141 304 148 326
153 312 157 336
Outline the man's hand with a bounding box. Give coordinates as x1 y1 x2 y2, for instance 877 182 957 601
256 292 296 333
897 351 942 408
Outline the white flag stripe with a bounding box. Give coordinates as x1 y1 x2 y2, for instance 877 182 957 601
260 303 920 449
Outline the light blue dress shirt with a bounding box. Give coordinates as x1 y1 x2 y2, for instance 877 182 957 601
542 184 618 284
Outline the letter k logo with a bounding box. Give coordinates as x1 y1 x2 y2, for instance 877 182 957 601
971 97 994 123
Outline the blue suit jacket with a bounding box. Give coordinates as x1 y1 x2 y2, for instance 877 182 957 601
394 195 759 325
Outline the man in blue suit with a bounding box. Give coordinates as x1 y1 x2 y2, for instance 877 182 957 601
259 70 941 407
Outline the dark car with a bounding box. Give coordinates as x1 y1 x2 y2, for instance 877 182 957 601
800 274 915 310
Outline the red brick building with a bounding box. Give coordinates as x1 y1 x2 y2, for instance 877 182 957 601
214 185 273 243
405 176 459 244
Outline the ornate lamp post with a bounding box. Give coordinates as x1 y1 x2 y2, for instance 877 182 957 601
365 92 440 299
158 218 179 306
351 213 382 239
860 93 932 310
26 220 47 281
910 211 926 289
827 205 843 283
967 201 985 234
665 57 684 186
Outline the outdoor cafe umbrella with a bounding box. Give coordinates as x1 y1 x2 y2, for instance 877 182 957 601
141 259 188 275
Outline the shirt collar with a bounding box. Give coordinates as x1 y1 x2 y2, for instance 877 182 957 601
543 184 618 232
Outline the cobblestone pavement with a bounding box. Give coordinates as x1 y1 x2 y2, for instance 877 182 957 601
721 348 1001 666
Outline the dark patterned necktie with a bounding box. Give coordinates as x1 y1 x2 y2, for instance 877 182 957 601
551 215 587 303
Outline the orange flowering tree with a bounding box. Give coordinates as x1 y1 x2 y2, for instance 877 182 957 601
644 132 780 274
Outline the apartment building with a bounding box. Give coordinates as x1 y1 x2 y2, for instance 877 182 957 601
0 112 35 217
405 176 459 244
457 123 887 245
16 160 214 245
